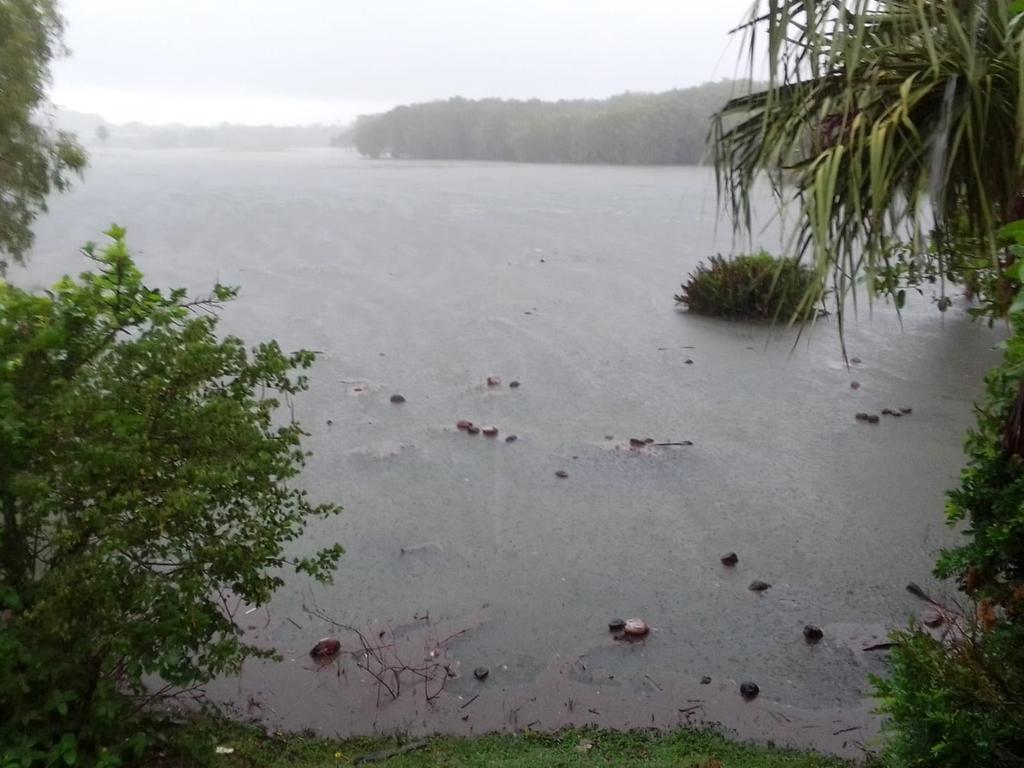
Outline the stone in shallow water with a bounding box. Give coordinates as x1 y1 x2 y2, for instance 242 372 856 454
309 637 341 661
740 681 760 700
623 618 649 637
720 552 739 566
803 624 824 643
473 666 489 681
748 580 771 592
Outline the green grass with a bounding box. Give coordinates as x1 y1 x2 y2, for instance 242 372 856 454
157 718 869 768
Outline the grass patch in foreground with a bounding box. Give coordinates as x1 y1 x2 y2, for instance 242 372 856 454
160 719 870 768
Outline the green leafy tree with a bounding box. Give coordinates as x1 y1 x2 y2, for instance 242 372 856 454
0 228 343 766
0 0 86 271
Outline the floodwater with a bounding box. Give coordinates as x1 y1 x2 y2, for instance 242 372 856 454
26 149 1004 757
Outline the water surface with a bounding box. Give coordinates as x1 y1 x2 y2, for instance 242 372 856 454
26 149 1003 756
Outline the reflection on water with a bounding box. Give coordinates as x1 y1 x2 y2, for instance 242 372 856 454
26 150 1004 756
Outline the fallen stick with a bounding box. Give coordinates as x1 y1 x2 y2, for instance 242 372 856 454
354 740 429 764
862 642 899 652
652 442 694 447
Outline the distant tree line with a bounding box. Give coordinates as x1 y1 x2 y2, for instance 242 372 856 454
344 81 751 165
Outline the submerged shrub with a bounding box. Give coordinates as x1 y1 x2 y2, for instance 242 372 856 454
675 251 817 321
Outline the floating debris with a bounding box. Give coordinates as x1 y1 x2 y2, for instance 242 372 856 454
720 552 739 566
851 357 862 364
900 407 913 414
486 376 502 386
629 438 647 447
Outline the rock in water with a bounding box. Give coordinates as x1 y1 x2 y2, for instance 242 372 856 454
748 580 771 592
623 618 650 637
720 552 739 566
608 618 626 632
473 666 489 681
739 681 760 700
803 624 824 643
310 638 341 661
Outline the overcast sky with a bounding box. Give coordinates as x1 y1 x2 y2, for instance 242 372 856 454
50 0 757 126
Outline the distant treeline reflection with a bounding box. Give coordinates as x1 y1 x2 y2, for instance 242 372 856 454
338 81 751 165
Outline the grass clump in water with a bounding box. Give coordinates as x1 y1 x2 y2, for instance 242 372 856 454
675 251 817 321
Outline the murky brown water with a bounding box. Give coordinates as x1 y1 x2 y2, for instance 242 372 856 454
25 149 1004 757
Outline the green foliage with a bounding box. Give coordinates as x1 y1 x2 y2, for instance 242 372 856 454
874 628 1024 768
0 228 343 767
712 1 1024 323
347 83 749 164
872 222 1024 767
0 0 87 271
675 251 818 321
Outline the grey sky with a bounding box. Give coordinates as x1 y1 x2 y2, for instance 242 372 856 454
51 0 757 126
